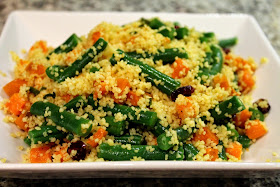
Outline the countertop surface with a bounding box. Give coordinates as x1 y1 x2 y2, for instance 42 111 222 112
0 0 280 186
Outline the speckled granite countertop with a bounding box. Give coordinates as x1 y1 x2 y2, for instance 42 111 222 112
0 0 280 186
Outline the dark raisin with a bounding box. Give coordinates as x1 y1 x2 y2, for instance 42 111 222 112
223 48 231 54
171 85 195 101
174 25 180 29
67 140 87 161
253 98 270 114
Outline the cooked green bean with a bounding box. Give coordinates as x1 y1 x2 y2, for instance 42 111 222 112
175 27 189 40
249 107 264 121
98 143 166 161
200 32 215 43
30 101 92 137
126 48 188 64
238 135 251 148
197 45 223 83
24 137 31 146
157 127 192 151
114 135 143 145
168 146 185 160
146 18 175 39
47 33 80 59
47 38 107 83
227 124 239 141
28 124 66 144
110 50 181 96
64 96 86 112
102 103 158 128
184 143 199 161
218 37 238 48
153 121 170 137
209 96 245 124
105 116 126 136
157 132 173 150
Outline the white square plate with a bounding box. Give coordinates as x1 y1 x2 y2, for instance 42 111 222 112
0 11 280 178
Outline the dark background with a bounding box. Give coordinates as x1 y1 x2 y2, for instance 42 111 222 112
0 0 280 186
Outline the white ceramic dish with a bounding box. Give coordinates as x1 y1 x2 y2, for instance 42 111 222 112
0 11 280 178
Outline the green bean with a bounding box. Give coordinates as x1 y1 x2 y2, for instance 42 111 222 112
30 101 92 137
24 137 31 146
148 18 165 29
226 124 239 141
64 96 86 112
29 87 40 96
158 27 175 39
46 65 66 82
218 37 238 48
110 50 181 96
175 127 192 142
209 96 245 124
47 38 107 83
32 133 65 144
200 32 215 43
249 107 264 121
153 48 188 64
157 127 192 151
114 135 143 145
47 33 80 59
126 48 188 64
197 45 223 83
157 132 173 150
105 116 126 136
28 124 66 144
102 103 158 128
175 27 189 40
184 143 199 161
168 146 185 160
146 18 175 39
238 135 251 148
98 143 166 161
152 121 170 137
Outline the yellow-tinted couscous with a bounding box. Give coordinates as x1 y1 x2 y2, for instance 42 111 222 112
1 18 270 163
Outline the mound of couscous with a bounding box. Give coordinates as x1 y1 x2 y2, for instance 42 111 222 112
1 18 270 163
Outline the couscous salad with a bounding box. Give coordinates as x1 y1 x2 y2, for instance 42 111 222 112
1 18 270 163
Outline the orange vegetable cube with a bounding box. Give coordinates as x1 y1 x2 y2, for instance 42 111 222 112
25 63 46 75
171 58 189 79
94 82 108 99
5 93 27 116
86 128 108 147
29 40 48 54
213 74 230 90
193 127 219 146
245 119 268 139
226 142 243 160
92 31 101 44
205 148 219 161
3 79 27 97
30 145 52 163
127 91 140 106
238 69 255 94
234 109 252 128
175 96 197 119
15 113 28 131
